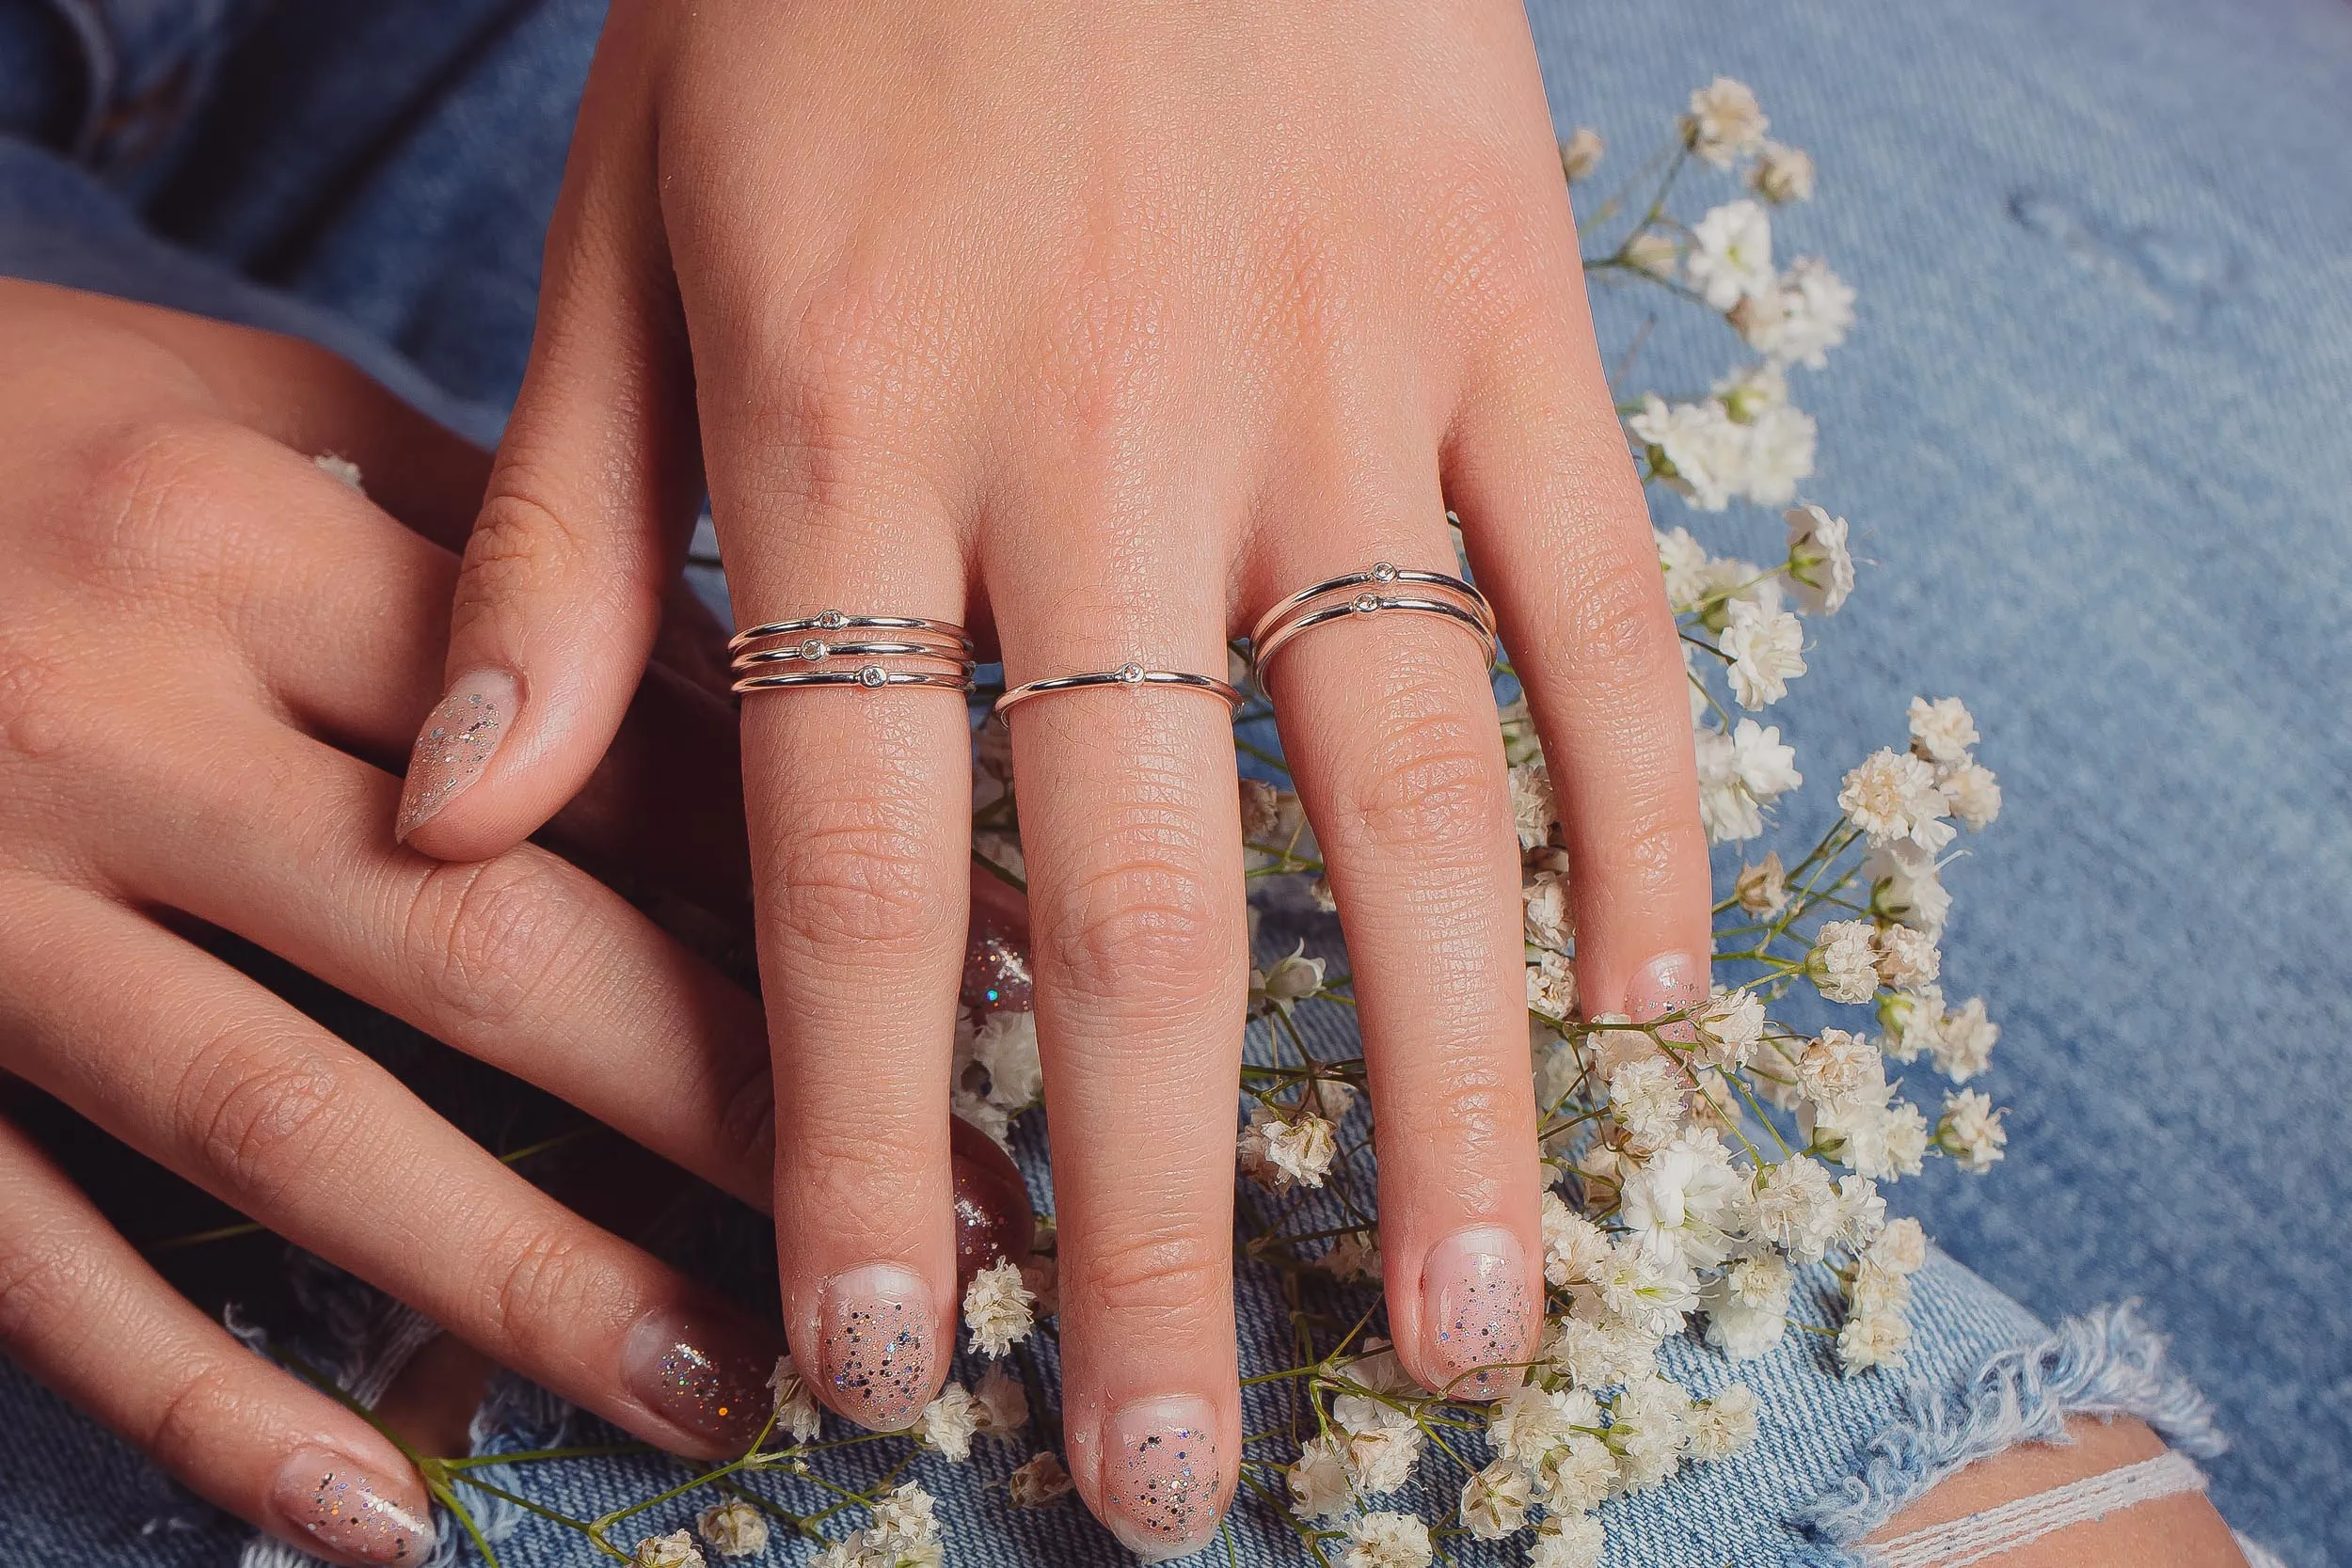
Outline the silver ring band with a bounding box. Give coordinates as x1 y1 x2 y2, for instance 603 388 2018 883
1247 561 1494 650
731 639 976 672
1250 591 1500 676
993 661 1245 717
734 665 977 695
729 611 974 657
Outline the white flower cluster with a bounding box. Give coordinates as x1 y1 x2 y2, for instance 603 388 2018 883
807 1482 946 1568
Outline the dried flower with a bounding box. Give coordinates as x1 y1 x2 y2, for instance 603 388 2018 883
962 1259 1036 1357
1008 1452 1073 1508
1560 126 1605 182
914 1386 978 1461
1747 140 1816 203
1686 199 1777 310
696 1501 769 1560
1681 76 1768 166
766 1354 823 1443
1344 1511 1434 1568
635 1530 706 1568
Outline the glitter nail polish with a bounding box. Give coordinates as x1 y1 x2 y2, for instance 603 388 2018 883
395 669 516 839
1102 1396 1223 1560
1625 950 1708 1045
1422 1225 1534 1402
816 1263 938 1431
270 1449 434 1565
620 1307 779 1452
960 915 1034 1015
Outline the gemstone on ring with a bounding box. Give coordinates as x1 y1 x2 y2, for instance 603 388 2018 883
1353 592 1383 612
1371 562 1399 583
801 638 829 659
818 610 849 629
1117 662 1146 683
858 664 888 688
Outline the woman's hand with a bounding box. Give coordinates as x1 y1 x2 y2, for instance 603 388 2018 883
407 1 1708 1552
0 280 805 1565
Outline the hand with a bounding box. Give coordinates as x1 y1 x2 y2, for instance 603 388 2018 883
0 279 788 1566
405 1 1708 1552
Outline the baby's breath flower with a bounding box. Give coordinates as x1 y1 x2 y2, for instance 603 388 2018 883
1249 942 1327 1016
1509 755 1560 851
1807 923 1882 1005
1686 199 1777 310
1606 1370 1693 1490
1630 393 1740 512
867 1482 940 1549
1875 924 1941 990
1931 996 2000 1082
1746 140 1816 203
1907 695 1980 764
962 1258 1036 1357
1693 987 1767 1070
1527 948 1578 1021
1606 1055 1688 1152
1532 1428 1618 1516
696 1501 768 1560
1681 77 1768 166
1522 868 1573 949
970 1010 1042 1110
1238 775 1282 843
1869 1214 1929 1274
1008 1452 1073 1508
1687 1382 1760 1459
1334 1400 1423 1497
1734 850 1788 915
1624 229 1679 278
1783 503 1854 615
1719 600 1807 708
974 1365 1028 1433
1938 1088 2009 1172
1529 1512 1608 1568
1702 1255 1793 1360
1238 1106 1338 1191
635 1530 706 1568
1460 1459 1534 1540
1836 1306 1913 1373
313 451 365 490
767 1354 823 1443
1746 1155 1842 1263
1866 841 1952 937
1734 256 1855 369
1542 1192 1614 1288
1286 1433 1354 1520
1017 1254 1058 1318
1940 759 2003 830
914 1385 978 1461
1344 1511 1435 1568
1559 126 1605 182
1319 1227 1383 1283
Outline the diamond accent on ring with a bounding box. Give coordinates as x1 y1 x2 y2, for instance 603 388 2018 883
858 664 887 688
1353 592 1383 613
1117 662 1146 684
819 610 849 629
1371 562 1398 583
802 639 828 659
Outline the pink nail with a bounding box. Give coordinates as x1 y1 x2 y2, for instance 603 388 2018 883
1101 1396 1223 1560
270 1449 435 1564
1421 1225 1534 1401
815 1263 938 1431
1625 950 1708 1042
395 668 516 839
619 1307 781 1451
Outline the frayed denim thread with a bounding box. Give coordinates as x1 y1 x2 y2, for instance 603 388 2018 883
1797 1300 2227 1548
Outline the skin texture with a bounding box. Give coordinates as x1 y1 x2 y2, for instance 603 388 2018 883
403 0 1714 1548
0 281 803 1566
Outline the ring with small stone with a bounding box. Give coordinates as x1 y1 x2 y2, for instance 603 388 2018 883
1248 562 1499 678
993 662 1246 718
727 610 977 696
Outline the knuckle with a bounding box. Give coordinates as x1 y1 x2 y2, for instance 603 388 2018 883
1555 552 1680 681
0 1213 99 1351
711 1057 778 1181
477 1217 618 1349
454 485 590 617
1041 842 1233 1011
1076 1218 1229 1320
1323 689 1512 863
405 855 591 1033
170 1023 353 1210
65 418 252 607
1585 803 1708 901
768 804 959 959
142 1362 232 1477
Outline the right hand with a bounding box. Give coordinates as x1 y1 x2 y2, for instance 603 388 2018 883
0 278 790 1565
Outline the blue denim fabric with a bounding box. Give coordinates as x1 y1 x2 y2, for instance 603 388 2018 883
1 0 2346 1560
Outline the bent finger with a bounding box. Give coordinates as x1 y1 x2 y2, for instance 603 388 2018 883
0 1113 436 1567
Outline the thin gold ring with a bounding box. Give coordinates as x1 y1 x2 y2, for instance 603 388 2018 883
728 610 974 657
730 639 976 672
734 665 977 696
1250 591 1499 677
993 662 1245 718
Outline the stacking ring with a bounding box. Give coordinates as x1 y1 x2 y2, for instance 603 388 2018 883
993 661 1245 718
1248 562 1498 678
729 609 976 696
727 611 974 657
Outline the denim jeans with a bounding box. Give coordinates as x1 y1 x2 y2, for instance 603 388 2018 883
2 0 2346 1561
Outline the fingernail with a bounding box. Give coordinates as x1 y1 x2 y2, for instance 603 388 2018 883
395 668 517 840
960 911 1034 1015
270 1449 435 1565
1626 950 1708 1041
1421 1225 1534 1402
815 1262 939 1431
621 1307 780 1452
1100 1395 1224 1560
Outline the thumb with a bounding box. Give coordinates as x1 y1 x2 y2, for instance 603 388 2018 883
396 50 700 859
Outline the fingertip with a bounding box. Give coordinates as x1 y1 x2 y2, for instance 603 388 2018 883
266 1444 437 1567
393 666 519 849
